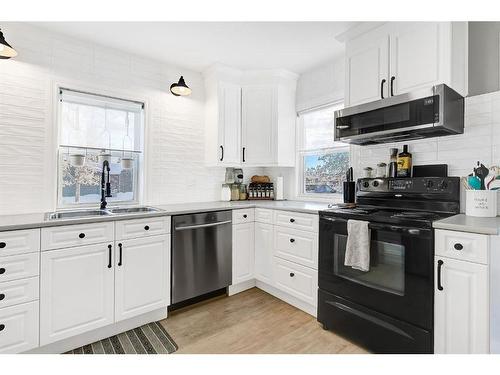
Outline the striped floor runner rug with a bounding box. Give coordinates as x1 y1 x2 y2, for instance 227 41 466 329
65 321 178 354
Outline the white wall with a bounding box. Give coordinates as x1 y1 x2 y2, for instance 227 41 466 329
0 23 260 215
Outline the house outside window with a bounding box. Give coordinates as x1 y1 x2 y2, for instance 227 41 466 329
57 88 144 208
297 103 349 198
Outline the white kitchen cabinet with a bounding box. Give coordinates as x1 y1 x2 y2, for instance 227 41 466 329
343 22 467 106
434 256 489 354
40 243 115 345
0 301 39 354
241 85 277 165
115 235 169 322
254 222 273 284
232 222 255 284
345 33 389 106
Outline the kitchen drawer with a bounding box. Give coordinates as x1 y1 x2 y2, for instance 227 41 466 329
0 253 39 283
274 210 318 232
273 257 318 306
435 229 488 265
274 226 318 269
115 216 170 240
255 208 274 224
0 301 39 353
0 229 40 257
232 209 255 224
0 277 39 309
41 222 114 251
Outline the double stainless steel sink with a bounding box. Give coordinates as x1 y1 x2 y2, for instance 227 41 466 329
44 206 162 221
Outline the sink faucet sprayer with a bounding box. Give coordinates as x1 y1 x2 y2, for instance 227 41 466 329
100 160 112 209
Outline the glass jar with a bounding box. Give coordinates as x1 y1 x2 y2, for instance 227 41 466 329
239 184 247 200
221 184 231 202
231 184 240 201
376 163 387 178
363 167 373 178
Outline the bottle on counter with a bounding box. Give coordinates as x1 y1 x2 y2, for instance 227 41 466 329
397 145 412 177
221 184 231 202
388 148 398 178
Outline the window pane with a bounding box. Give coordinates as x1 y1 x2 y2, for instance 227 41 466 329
59 148 137 205
302 104 342 150
304 150 349 194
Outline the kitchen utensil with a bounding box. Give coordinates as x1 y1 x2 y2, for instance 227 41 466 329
488 177 500 191
467 175 481 190
349 167 353 181
486 174 495 190
461 177 471 191
343 181 356 203
474 162 489 190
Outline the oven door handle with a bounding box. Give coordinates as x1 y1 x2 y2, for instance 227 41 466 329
322 217 430 236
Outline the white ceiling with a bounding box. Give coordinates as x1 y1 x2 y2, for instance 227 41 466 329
33 22 355 74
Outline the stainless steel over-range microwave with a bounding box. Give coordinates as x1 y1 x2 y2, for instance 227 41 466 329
334 84 464 145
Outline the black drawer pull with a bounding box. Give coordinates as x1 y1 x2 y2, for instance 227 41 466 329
0 242 5 249
0 293 4 301
118 243 123 267
290 238 295 243
243 214 247 219
289 272 295 277
290 218 295 223
437 260 444 291
79 233 85 239
107 245 112 269
380 78 386 99
144 225 150 231
0 268 5 275
454 243 463 251
0 324 4 332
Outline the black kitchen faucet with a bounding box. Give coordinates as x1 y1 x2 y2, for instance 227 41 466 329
100 160 112 209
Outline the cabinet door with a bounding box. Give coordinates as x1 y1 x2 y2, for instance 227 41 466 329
241 85 277 165
254 222 273 284
218 82 241 165
345 34 389 106
434 256 489 354
40 243 114 345
389 22 445 95
115 235 169 322
232 223 255 284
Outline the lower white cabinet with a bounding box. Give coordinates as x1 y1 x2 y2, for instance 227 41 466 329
40 243 115 345
0 301 39 354
254 222 273 284
434 256 489 354
232 222 255 284
115 235 170 322
273 257 317 307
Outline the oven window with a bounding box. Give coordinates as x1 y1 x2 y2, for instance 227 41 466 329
333 234 405 296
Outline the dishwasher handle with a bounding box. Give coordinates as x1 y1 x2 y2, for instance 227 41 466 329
174 220 232 231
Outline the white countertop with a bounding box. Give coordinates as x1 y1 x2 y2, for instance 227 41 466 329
0 200 331 232
433 214 500 235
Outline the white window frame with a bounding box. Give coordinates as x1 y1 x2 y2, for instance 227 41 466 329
295 101 349 202
56 87 145 209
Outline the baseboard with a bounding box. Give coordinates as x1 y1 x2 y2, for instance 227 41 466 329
228 279 256 296
26 308 168 354
256 280 317 317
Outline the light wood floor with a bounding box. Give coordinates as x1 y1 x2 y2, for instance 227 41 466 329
160 287 368 354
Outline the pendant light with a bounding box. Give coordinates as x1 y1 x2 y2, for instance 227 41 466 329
170 76 192 96
0 28 17 59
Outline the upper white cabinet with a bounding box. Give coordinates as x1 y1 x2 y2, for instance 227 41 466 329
204 65 297 167
344 22 468 106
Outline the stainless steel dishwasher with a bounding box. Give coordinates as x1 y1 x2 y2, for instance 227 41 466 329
171 210 232 305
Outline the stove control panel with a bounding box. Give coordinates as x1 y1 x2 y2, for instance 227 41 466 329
358 177 459 194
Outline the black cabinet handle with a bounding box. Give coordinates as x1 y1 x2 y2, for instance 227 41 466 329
289 272 295 277
390 76 395 96
454 243 463 251
243 214 247 219
290 218 295 223
0 293 5 301
437 259 444 291
118 243 123 267
79 233 85 239
242 147 246 163
380 78 386 99
144 225 150 231
107 245 112 269
0 324 4 332
290 238 295 243
220 145 224 161
0 268 5 275
0 242 5 249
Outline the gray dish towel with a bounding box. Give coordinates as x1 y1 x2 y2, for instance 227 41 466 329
344 219 371 272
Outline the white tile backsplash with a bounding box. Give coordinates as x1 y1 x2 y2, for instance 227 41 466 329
0 23 262 215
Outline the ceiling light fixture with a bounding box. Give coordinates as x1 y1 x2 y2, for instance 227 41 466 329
170 76 192 96
0 28 18 59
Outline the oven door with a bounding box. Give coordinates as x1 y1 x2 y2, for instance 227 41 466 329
319 216 433 329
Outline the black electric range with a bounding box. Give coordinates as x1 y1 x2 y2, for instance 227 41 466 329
317 177 460 354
